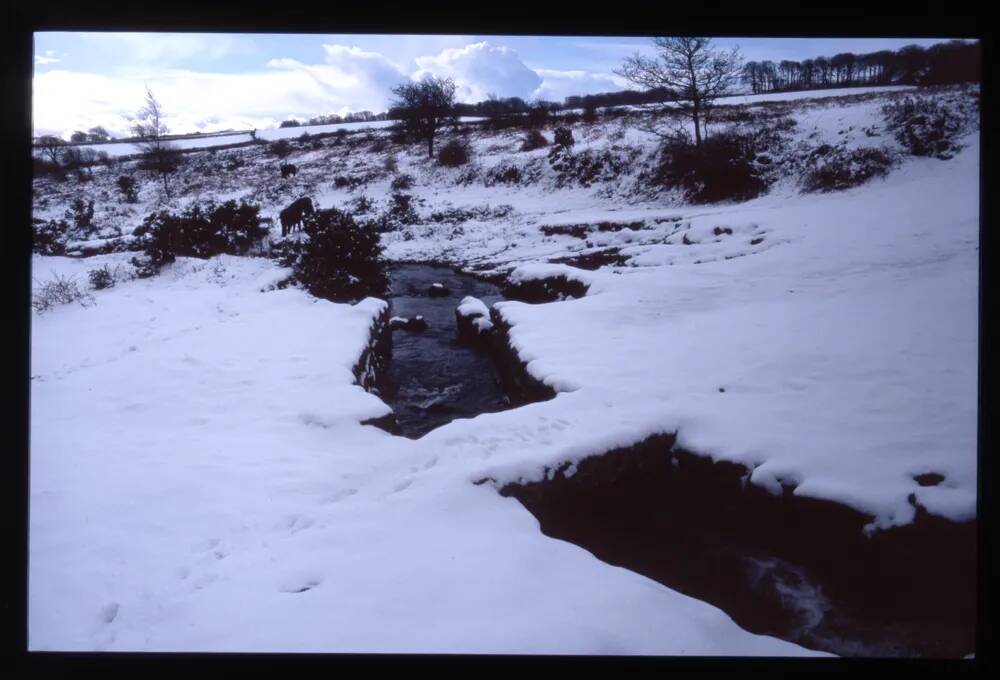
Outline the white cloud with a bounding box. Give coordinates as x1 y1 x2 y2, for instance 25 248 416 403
531 68 627 102
30 39 634 138
412 41 542 103
32 45 410 138
79 32 241 64
34 55 61 65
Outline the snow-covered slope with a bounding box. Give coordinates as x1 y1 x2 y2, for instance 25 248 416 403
29 85 978 654
29 253 816 655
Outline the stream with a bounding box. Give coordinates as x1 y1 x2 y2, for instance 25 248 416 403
364 262 974 658
379 263 511 439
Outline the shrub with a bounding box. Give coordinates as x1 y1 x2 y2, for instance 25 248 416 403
32 273 95 313
383 155 398 173
388 193 418 224
88 264 119 290
134 200 268 273
548 145 636 188
225 155 245 171
390 173 414 191
561 111 581 126
65 198 96 232
801 145 896 193
582 103 597 123
352 194 375 213
33 157 66 181
389 125 407 145
485 162 522 186
525 105 550 129
553 127 575 148
270 139 292 158
652 131 769 203
289 208 388 303
437 138 471 166
334 128 348 143
117 175 138 203
370 136 389 153
521 129 549 151
33 218 69 255
882 96 968 159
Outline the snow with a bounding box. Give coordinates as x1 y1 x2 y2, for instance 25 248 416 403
489 137 979 529
29 251 814 655
714 84 916 107
507 262 598 288
29 85 977 655
457 295 490 318
457 296 494 332
51 118 486 159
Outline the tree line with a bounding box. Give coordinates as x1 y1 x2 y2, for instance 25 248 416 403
742 40 979 95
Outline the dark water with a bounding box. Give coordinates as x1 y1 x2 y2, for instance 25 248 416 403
381 263 510 438
503 437 975 658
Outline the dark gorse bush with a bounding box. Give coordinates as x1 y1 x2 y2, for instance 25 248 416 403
654 131 769 203
553 127 575 148
390 173 414 191
882 95 969 159
88 264 118 290
521 129 549 151
288 208 388 303
437 138 471 166
33 219 69 255
801 145 895 192
116 175 138 203
133 200 267 274
270 139 292 158
65 198 96 232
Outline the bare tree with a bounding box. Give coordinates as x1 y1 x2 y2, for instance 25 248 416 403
130 85 180 196
35 135 66 165
616 37 743 146
390 76 457 158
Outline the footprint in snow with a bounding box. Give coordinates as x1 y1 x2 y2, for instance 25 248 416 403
99 602 119 624
190 573 217 591
319 488 357 504
279 576 322 594
192 537 221 553
277 513 315 534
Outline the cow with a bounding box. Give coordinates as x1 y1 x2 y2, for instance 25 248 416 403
280 196 314 237
280 163 298 179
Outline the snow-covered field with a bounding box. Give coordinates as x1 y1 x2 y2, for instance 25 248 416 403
44 117 487 159
29 84 979 654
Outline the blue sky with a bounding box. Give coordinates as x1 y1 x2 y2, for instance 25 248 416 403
32 33 953 138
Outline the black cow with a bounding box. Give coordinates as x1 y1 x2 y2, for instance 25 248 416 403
280 163 298 179
280 196 314 237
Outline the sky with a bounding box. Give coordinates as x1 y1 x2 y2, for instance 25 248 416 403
32 33 954 139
